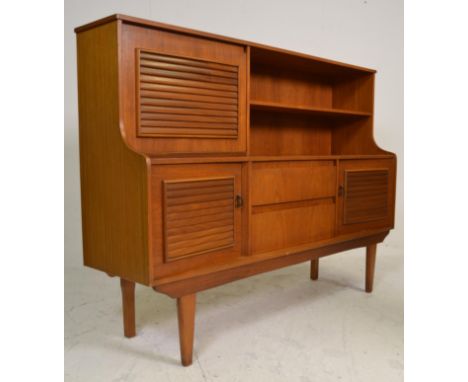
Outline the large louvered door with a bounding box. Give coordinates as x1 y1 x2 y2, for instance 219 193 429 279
120 24 247 155
337 159 396 235
151 164 243 278
137 50 239 139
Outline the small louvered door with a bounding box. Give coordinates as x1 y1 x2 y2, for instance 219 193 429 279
337 159 395 235
151 164 242 275
163 177 236 261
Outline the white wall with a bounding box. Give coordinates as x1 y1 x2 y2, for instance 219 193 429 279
65 0 403 267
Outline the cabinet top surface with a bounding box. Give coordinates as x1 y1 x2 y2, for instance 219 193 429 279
74 14 376 75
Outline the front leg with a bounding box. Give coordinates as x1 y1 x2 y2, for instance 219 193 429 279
177 294 196 366
120 278 136 338
365 244 377 293
310 258 319 280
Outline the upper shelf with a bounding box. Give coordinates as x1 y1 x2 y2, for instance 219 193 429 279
250 100 372 118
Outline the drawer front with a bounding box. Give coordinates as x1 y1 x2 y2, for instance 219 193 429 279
120 23 247 155
251 199 335 254
151 164 243 278
251 160 336 255
251 161 336 205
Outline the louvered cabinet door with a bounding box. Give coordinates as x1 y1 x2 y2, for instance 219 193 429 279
120 24 247 155
150 164 243 279
137 50 239 139
337 159 396 235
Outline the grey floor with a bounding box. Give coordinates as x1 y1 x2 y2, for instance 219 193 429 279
65 245 403 382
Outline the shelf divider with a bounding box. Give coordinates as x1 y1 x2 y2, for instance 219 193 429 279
250 99 372 118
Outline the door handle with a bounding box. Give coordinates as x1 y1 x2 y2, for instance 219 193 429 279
235 195 243 208
338 185 345 197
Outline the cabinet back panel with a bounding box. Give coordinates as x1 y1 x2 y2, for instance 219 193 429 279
250 65 332 108
250 110 332 155
332 74 374 113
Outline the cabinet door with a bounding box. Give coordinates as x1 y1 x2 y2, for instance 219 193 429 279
151 164 243 279
120 23 247 155
337 159 396 235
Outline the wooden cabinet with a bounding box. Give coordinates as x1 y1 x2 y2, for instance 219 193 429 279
75 14 397 367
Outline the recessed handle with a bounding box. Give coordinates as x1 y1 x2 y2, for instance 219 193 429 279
338 185 345 197
235 195 243 208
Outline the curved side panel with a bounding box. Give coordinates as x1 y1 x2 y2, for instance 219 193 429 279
77 21 150 285
332 73 395 155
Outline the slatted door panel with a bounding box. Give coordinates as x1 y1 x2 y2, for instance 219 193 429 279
163 177 235 261
138 50 239 138
120 24 247 154
151 163 243 278
337 159 396 235
344 170 389 224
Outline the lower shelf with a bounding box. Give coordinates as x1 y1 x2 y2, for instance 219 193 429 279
152 228 390 297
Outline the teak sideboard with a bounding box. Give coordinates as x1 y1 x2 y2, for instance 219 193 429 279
75 14 396 366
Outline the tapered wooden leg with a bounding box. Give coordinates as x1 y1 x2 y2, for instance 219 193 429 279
120 278 136 338
177 294 196 367
366 244 377 293
310 258 319 280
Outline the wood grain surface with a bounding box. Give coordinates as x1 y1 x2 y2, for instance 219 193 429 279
76 15 397 366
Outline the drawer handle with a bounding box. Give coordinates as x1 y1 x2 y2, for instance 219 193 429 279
235 195 243 208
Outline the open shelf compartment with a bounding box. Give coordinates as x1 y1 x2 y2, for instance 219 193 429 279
249 109 380 157
249 47 381 157
249 46 374 116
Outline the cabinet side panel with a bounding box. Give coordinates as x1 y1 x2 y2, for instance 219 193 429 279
77 21 150 285
332 74 393 155
332 74 374 113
